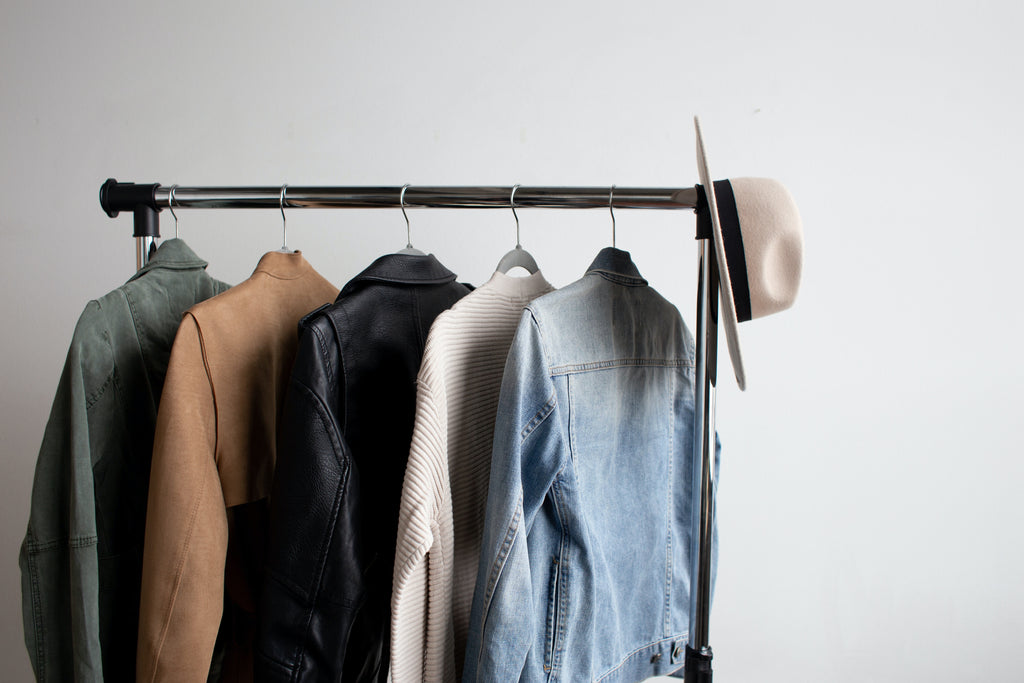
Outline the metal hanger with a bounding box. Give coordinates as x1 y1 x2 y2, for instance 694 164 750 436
495 184 539 274
168 184 180 239
277 184 295 253
609 184 617 248
397 184 426 255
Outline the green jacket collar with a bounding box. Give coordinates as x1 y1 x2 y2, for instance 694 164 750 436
127 239 209 282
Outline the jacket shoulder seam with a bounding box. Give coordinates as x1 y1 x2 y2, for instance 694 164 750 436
186 312 220 465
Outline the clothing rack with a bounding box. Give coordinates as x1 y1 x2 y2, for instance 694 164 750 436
99 178 721 682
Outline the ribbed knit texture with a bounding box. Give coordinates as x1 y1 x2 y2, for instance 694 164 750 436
391 270 555 683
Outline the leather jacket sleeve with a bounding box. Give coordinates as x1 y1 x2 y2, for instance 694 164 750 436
255 312 376 682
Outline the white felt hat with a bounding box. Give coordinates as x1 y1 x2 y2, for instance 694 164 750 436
694 117 804 391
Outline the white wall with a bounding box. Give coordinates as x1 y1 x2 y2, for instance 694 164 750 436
3 1 1022 680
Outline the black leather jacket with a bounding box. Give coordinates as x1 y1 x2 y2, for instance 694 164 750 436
255 253 470 682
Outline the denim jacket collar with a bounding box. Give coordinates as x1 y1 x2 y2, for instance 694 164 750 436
341 252 457 295
585 247 649 287
127 238 210 282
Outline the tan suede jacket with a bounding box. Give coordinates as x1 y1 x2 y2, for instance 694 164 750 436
137 251 338 682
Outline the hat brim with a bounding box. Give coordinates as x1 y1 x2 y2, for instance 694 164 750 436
694 116 746 390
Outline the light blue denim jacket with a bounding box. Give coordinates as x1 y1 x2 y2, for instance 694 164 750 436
463 248 718 682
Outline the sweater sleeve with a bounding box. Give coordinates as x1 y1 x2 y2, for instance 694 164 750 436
137 313 227 682
391 365 456 683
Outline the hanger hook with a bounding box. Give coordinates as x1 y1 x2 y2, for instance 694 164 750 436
168 184 179 239
400 184 412 249
609 185 616 248
279 184 288 250
511 184 521 248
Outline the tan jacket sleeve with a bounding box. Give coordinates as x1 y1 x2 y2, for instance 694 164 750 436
138 313 228 682
391 371 457 683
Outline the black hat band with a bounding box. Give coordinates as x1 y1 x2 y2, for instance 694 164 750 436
696 180 751 323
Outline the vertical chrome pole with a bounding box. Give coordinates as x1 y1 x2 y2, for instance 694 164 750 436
133 205 159 270
686 236 718 682
135 236 157 270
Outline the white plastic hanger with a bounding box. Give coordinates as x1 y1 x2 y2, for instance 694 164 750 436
495 184 539 275
397 184 426 255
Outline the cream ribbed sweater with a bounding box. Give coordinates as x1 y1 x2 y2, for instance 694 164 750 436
390 270 555 683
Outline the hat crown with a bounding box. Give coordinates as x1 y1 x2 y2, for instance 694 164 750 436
727 177 804 321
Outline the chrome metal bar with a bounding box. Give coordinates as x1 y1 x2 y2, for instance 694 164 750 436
689 238 719 655
148 185 698 211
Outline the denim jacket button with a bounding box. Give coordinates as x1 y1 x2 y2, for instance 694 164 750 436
650 652 662 664
672 643 684 661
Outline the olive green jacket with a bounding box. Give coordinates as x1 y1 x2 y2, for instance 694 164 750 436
20 239 230 682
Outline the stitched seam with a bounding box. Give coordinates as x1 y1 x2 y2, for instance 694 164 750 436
565 375 577 466
148 473 207 683
527 308 547 346
542 549 558 674
329 305 352 435
475 501 522 676
587 269 648 286
479 502 521 630
423 516 447 677
123 287 160 417
664 368 675 636
550 358 693 376
308 322 334 388
23 535 98 553
545 478 570 676
123 288 144 347
290 383 352 677
349 274 455 286
254 271 305 281
84 371 113 410
25 534 46 681
149 315 217 682
412 289 425 357
521 394 556 441
124 287 151 372
192 314 220 465
71 535 98 549
134 262 207 276
557 478 571 676
595 634 688 682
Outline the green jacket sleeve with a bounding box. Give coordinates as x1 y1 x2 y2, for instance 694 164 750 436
20 301 110 682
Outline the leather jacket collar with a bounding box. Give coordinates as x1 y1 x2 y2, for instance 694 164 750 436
341 252 457 295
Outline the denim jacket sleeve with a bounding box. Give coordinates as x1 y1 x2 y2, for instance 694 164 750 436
463 309 566 681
